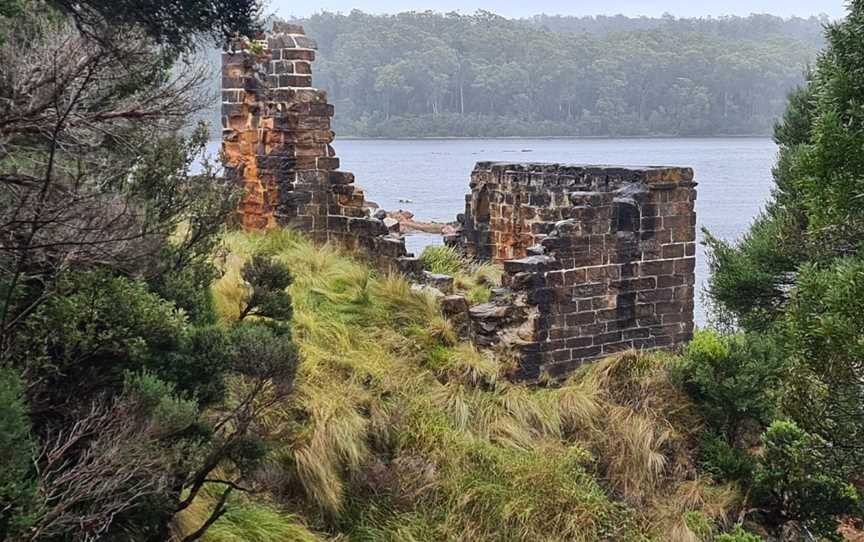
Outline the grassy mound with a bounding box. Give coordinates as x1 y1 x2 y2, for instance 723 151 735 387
184 229 739 541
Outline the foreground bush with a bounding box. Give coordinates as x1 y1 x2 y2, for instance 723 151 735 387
702 2 864 537
752 421 858 541
0 369 35 537
674 330 783 444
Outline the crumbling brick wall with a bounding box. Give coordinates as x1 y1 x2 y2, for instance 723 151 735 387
452 162 697 380
221 23 410 268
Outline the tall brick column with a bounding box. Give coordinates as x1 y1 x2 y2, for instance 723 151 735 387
221 23 409 265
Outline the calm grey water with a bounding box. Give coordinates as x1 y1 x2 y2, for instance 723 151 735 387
209 137 779 324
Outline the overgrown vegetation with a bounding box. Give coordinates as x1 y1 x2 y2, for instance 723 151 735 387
200 230 751 541
0 0 282 539
419 245 502 304
693 0 864 538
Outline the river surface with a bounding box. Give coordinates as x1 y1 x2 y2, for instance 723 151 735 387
209 137 779 324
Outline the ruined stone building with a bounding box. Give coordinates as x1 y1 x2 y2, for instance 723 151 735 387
222 26 697 381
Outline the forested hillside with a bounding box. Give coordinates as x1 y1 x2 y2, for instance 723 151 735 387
267 11 827 138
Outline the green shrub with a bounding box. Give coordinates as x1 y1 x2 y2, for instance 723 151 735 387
699 434 755 483
682 510 714 540
228 322 299 383
151 258 220 326
751 420 858 540
780 256 864 474
674 330 783 443
16 270 243 410
0 368 35 538
238 254 294 322
146 325 234 406
703 213 802 331
15 271 187 404
419 245 464 276
420 246 504 305
124 371 198 435
465 284 492 304
715 525 766 542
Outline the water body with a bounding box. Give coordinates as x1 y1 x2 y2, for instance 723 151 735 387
209 137 778 324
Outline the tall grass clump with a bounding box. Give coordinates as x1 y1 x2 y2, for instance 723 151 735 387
419 245 503 304
173 484 324 542
419 245 464 275
202 228 743 541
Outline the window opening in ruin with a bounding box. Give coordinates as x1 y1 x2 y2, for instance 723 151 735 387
475 185 491 224
614 200 640 234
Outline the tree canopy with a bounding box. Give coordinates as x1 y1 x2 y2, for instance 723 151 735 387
257 11 827 138
696 1 864 536
36 0 260 50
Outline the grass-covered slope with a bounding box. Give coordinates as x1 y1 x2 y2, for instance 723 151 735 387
182 229 740 541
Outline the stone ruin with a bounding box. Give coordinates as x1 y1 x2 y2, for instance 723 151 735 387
221 25 697 381
221 22 414 271
447 163 697 380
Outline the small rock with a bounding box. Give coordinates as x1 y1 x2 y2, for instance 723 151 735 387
480 321 498 333
396 256 423 276
553 219 580 234
383 217 400 232
469 302 511 320
502 255 556 274
422 271 454 295
411 283 444 298
490 287 513 300
440 294 469 316
373 209 387 220
441 223 459 235
394 210 415 221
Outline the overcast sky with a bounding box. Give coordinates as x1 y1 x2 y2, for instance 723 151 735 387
271 0 847 20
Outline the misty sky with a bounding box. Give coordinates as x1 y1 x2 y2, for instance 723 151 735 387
271 0 847 20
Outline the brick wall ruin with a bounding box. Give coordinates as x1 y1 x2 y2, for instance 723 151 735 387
221 26 698 381
449 162 697 380
221 23 411 270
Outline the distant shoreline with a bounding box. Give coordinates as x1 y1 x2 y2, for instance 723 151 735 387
335 134 774 141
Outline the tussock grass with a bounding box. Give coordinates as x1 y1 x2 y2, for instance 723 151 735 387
419 245 503 304
419 245 464 276
173 483 324 542
199 229 740 541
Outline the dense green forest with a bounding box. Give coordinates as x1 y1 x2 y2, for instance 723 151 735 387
2 0 863 540
274 11 827 137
